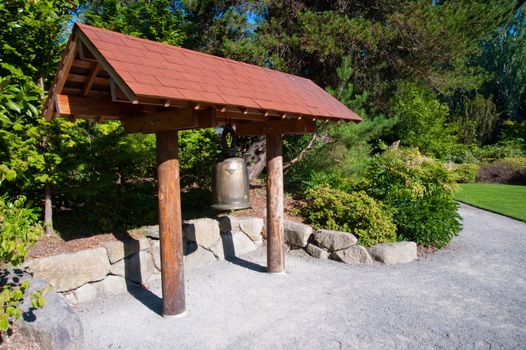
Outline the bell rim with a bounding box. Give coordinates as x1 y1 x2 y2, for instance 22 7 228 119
211 203 252 211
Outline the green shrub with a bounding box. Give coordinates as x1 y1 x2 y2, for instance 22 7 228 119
447 163 480 183
365 147 462 248
476 157 526 184
0 194 44 332
302 185 396 247
0 195 42 266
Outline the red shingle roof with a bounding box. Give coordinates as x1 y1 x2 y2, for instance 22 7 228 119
76 23 361 122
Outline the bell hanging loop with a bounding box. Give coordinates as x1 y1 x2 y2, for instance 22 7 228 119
211 124 251 210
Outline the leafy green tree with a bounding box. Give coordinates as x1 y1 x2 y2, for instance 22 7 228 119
227 0 518 113
393 82 458 158
460 94 499 145
78 0 186 46
179 0 257 52
0 0 75 82
477 5 526 121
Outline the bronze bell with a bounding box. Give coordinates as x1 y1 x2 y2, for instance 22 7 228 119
211 125 251 210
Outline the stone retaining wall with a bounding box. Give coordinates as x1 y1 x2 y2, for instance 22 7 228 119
24 215 417 305
24 215 264 305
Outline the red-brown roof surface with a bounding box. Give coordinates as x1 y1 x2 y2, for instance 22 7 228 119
76 23 361 121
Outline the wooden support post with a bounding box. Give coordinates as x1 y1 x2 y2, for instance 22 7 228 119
156 130 186 316
266 132 285 273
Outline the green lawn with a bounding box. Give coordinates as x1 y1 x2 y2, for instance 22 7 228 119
455 183 526 222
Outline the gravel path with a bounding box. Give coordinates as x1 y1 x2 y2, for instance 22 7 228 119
76 204 526 349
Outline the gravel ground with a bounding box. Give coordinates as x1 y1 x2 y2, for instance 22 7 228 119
76 204 526 349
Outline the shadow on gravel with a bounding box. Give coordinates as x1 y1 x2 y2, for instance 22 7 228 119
221 232 266 272
121 236 162 316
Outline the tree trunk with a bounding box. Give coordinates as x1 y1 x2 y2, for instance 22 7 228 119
39 77 54 237
44 184 53 236
245 136 266 180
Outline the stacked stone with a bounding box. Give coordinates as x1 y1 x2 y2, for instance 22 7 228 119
24 216 265 306
284 220 417 265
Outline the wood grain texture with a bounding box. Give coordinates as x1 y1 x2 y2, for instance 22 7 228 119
156 131 186 316
266 132 285 273
236 119 316 136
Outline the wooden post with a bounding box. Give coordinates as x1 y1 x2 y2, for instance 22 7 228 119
266 133 285 273
156 130 185 316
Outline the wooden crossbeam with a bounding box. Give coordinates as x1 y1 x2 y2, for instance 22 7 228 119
54 94 146 119
236 119 316 136
72 58 98 70
122 108 216 133
83 64 102 96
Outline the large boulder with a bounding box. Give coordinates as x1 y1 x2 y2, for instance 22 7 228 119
305 244 329 260
330 245 372 265
368 242 417 264
312 230 358 251
209 230 258 260
284 220 313 248
16 279 84 350
101 237 150 264
218 215 264 242
109 250 155 284
184 218 221 249
25 248 110 292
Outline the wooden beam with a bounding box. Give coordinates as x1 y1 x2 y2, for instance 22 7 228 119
72 58 98 70
156 130 186 316
236 119 316 136
77 31 138 104
83 63 101 96
54 94 145 119
123 107 216 133
266 133 285 273
43 39 78 120
62 87 111 99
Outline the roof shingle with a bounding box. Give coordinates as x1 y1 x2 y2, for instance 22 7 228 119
76 23 361 122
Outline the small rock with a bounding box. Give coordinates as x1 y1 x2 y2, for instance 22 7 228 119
209 230 258 260
185 246 217 270
101 237 150 264
184 218 221 249
330 245 372 264
25 247 110 292
72 283 98 303
16 279 84 350
93 275 129 296
141 225 160 239
305 243 329 259
313 230 358 251
284 220 313 248
110 250 155 284
368 242 417 264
